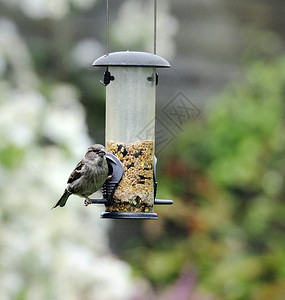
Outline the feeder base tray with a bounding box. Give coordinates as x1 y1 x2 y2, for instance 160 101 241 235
101 212 158 220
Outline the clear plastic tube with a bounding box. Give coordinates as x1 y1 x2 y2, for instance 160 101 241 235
105 67 156 213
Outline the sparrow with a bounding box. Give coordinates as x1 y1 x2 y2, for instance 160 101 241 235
52 144 109 209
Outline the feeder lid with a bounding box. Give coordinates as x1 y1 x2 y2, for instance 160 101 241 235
93 51 170 68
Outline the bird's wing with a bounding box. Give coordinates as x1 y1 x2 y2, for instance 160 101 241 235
67 160 85 184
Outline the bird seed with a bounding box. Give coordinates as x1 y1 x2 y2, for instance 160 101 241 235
106 140 154 213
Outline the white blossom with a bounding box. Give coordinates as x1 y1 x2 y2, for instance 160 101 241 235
70 39 104 68
0 0 98 20
0 19 140 300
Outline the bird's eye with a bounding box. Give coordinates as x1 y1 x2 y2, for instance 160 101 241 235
92 150 99 153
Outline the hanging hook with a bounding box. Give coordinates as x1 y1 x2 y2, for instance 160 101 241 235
147 73 159 86
100 67 115 86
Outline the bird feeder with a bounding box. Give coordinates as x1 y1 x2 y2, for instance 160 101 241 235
90 1 173 219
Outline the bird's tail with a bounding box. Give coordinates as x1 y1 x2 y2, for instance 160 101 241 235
51 189 71 209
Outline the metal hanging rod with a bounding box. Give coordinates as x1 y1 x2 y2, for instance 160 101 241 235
154 0 157 54
106 0 109 55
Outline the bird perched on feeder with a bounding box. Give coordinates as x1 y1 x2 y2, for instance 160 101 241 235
52 144 109 209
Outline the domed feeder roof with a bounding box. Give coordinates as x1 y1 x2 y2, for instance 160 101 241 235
93 51 170 68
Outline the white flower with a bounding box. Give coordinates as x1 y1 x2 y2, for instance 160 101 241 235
70 39 104 68
0 20 140 300
0 0 98 20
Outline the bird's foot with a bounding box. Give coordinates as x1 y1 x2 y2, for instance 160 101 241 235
84 197 92 207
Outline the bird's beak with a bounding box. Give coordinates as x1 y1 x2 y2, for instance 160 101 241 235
98 149 106 157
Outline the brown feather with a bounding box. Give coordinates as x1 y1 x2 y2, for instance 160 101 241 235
67 160 84 184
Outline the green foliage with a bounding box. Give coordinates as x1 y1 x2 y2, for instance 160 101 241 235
0 145 26 169
126 58 285 299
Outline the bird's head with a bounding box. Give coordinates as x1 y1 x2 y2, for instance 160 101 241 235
85 144 106 165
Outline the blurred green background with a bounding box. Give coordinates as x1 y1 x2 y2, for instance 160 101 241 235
0 0 284 299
